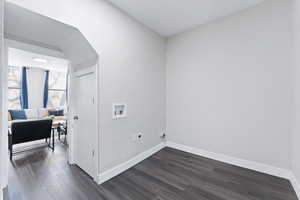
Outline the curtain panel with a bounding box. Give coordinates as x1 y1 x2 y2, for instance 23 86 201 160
19 67 28 109
43 70 49 108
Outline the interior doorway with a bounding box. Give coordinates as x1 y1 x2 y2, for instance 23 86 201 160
1 2 100 198
7 46 69 154
72 68 98 179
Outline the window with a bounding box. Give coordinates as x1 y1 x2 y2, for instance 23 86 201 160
48 71 67 108
8 67 67 109
8 67 20 110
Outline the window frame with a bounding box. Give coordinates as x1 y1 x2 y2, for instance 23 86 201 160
48 71 67 108
8 66 21 110
7 66 68 109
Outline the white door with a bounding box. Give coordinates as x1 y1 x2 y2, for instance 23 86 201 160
74 72 97 178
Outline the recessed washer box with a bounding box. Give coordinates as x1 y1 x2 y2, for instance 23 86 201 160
112 103 127 119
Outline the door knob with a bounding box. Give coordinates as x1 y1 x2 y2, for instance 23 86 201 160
73 115 79 120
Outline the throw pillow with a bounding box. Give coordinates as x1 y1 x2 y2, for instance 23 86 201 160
9 110 27 120
48 110 64 116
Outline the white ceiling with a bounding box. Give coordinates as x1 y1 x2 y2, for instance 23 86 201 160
5 3 98 70
8 48 69 72
107 0 266 36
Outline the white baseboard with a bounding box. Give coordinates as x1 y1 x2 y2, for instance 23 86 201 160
98 142 165 184
0 187 3 200
290 173 300 199
166 142 300 199
166 141 292 179
97 140 300 199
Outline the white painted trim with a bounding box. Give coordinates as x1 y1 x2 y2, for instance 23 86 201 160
0 187 3 200
96 140 299 198
97 140 299 195
66 63 75 165
166 141 292 179
98 142 165 184
1 41 8 189
166 141 300 198
290 173 300 199
69 62 100 182
0 0 4 191
93 60 100 182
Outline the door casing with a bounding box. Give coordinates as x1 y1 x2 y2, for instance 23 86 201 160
68 64 100 182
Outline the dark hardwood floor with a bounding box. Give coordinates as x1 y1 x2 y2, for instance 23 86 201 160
4 140 298 200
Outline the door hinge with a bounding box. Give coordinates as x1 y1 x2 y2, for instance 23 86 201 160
92 150 95 157
92 97 95 104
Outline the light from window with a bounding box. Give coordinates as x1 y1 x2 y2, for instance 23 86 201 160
7 67 67 109
48 71 67 108
8 67 20 110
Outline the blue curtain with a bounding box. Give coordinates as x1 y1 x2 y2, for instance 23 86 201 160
20 67 28 109
43 70 49 108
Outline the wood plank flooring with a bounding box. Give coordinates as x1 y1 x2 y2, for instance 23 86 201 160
4 141 298 200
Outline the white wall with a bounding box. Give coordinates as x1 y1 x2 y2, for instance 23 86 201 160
6 0 166 173
166 0 293 169
0 0 4 198
292 0 300 186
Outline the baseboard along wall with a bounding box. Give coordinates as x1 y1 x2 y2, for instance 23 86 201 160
166 141 300 199
98 141 300 199
98 142 166 184
166 142 291 179
0 187 3 200
290 173 300 199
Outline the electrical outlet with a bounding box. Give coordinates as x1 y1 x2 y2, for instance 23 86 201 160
137 132 142 140
160 132 166 139
132 132 143 142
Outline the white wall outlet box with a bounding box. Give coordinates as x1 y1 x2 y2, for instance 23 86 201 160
112 103 127 119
